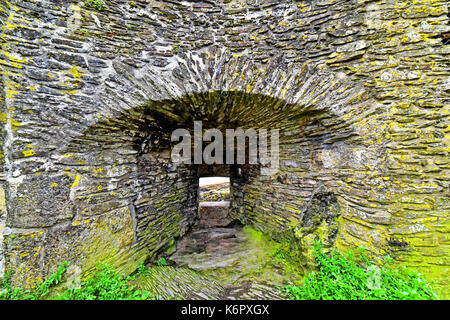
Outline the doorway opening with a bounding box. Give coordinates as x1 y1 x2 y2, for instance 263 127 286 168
197 176 232 228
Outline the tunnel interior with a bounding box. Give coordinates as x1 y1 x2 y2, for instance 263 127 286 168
132 104 277 247
131 91 295 237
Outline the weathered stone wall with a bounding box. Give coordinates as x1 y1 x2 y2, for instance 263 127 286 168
0 0 448 296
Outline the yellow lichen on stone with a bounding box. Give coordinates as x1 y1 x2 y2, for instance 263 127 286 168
22 149 36 157
71 174 81 188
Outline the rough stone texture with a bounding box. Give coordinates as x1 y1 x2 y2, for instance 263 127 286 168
198 201 232 228
133 266 227 300
0 0 448 296
166 223 293 299
133 266 285 300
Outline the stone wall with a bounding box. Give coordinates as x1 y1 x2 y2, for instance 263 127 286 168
0 0 448 296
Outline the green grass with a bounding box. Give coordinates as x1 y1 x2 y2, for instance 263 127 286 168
281 242 439 300
0 262 154 300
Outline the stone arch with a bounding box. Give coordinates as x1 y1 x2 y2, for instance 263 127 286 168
49 51 376 277
2 49 378 285
0 45 382 289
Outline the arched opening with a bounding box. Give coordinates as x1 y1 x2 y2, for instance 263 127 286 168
63 89 354 272
7 59 374 292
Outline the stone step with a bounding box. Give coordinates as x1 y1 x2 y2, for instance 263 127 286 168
197 201 233 228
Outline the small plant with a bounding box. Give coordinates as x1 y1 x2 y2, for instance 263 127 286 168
136 262 149 275
85 0 104 11
281 242 439 300
157 258 167 266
